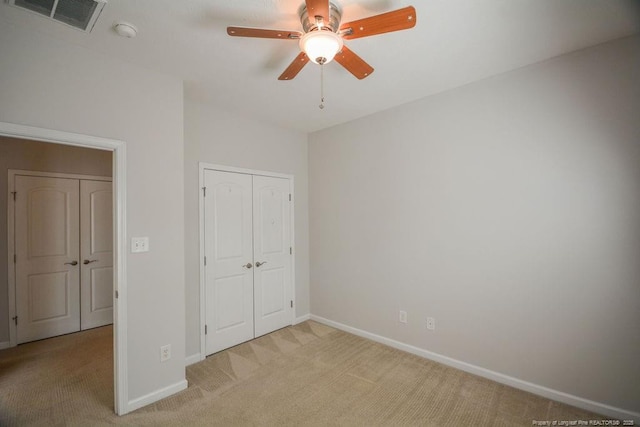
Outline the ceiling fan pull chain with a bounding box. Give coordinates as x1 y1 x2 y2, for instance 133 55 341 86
319 63 325 109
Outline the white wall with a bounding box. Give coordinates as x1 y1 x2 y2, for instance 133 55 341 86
309 35 640 415
0 22 186 406
184 100 309 359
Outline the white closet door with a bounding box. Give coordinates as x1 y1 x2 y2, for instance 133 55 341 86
80 180 113 330
15 176 80 343
205 170 255 355
252 176 292 337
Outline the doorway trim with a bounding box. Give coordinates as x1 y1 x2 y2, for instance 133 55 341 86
197 162 295 362
0 121 128 415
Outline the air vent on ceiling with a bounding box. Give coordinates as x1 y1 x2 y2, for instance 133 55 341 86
8 0 106 32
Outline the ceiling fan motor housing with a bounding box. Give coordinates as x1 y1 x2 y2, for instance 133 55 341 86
299 2 342 33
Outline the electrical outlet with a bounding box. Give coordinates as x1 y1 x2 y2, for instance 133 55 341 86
399 310 407 324
426 317 435 331
160 344 171 362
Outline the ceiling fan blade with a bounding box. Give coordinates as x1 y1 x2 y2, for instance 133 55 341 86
334 45 374 80
340 6 416 40
305 0 330 24
278 52 310 80
227 27 302 39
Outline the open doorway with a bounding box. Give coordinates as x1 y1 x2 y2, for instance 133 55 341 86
7 153 113 343
0 122 127 414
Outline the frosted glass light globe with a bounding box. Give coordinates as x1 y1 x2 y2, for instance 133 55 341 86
299 30 343 64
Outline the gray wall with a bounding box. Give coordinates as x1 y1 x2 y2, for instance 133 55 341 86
309 35 640 414
184 100 309 359
0 136 112 343
0 21 185 404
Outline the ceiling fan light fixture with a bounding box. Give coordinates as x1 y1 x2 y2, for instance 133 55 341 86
299 30 343 65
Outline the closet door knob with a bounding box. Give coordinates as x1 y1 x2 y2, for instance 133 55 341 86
64 261 78 266
242 263 253 269
83 259 97 265
256 261 267 267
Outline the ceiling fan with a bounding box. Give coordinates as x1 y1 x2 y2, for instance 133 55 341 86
227 1 417 81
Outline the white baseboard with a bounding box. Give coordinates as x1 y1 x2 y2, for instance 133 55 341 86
0 341 13 350
294 313 311 324
126 379 188 414
185 353 202 366
310 315 640 424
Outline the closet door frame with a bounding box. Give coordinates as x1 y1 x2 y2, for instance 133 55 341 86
198 163 295 362
8 170 112 344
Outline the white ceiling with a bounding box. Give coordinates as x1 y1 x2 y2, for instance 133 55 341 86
1 0 638 132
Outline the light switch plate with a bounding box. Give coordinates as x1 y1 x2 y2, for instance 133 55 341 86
131 237 149 253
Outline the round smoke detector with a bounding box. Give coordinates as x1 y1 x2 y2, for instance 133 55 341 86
114 22 137 38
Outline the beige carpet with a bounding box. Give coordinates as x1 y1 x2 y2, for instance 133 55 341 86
0 321 607 426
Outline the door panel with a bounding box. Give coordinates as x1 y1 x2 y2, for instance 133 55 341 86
15 176 80 343
214 182 247 261
28 272 71 322
28 189 69 258
258 189 284 255
205 170 254 355
89 267 114 311
214 275 248 329
253 176 292 337
260 267 285 316
80 180 113 330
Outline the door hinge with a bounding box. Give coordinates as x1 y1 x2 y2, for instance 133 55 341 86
290 300 293 308
290 247 292 255
202 187 207 197
12 316 17 325
289 193 291 202
204 256 207 266
205 324 208 335
11 191 16 201
13 254 16 263
115 290 119 299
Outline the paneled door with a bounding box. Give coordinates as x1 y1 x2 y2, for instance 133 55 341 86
15 176 81 343
253 175 292 337
204 170 255 355
14 175 113 344
80 180 113 330
204 169 293 355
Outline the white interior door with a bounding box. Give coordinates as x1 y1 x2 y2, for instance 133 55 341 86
80 180 113 330
253 176 292 337
204 170 255 355
15 176 80 343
